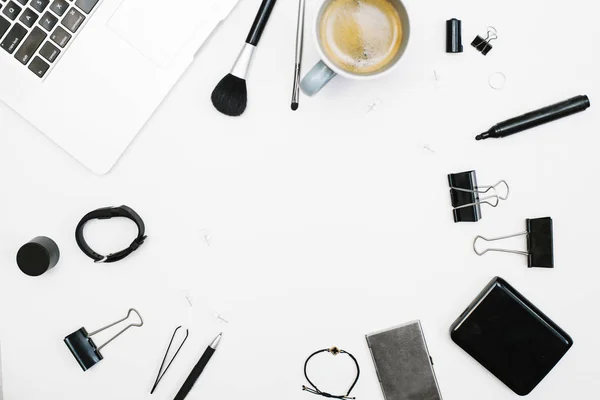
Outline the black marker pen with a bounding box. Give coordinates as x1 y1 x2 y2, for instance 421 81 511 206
476 95 591 140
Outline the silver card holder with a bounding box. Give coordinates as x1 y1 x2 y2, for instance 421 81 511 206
366 321 442 400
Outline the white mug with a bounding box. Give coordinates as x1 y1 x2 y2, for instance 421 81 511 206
300 0 411 96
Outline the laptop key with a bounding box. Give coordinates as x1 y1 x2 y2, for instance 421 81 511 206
30 0 49 13
15 26 46 64
0 23 26 53
19 8 38 28
2 1 21 20
49 0 68 16
39 11 57 31
50 25 70 47
74 0 98 14
28 55 49 77
0 16 9 39
61 7 84 32
15 0 26 4
39 40 59 62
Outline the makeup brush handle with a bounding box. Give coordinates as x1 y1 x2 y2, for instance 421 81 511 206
246 0 278 46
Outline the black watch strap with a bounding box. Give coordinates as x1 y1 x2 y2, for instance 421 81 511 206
75 205 147 263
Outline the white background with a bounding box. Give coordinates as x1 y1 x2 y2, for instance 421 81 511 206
1 0 599 399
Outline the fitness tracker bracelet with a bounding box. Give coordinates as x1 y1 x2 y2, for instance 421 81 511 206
75 205 147 263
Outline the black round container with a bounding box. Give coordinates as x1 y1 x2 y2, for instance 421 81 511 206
16 236 60 277
446 18 463 53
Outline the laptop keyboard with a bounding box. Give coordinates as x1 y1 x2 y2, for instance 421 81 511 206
0 0 100 78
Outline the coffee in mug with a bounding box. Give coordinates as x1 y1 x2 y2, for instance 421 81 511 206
319 0 404 74
300 0 410 97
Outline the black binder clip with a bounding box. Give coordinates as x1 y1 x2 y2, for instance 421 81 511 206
64 308 144 371
448 170 509 223
473 217 554 268
471 27 497 55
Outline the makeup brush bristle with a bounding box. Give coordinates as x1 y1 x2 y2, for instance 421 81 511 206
211 74 248 117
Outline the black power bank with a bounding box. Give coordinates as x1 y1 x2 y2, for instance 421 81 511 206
450 277 573 396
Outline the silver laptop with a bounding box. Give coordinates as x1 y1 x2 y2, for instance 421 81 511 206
0 341 3 400
0 0 238 174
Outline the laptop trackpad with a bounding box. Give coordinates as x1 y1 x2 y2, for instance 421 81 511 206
108 0 222 69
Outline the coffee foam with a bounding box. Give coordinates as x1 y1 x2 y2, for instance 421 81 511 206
320 0 403 74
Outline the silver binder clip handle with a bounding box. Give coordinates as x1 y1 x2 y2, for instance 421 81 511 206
485 26 498 43
473 232 529 256
482 180 510 201
89 308 144 351
451 180 510 210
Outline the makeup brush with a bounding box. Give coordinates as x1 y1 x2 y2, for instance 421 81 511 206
211 0 279 116
291 0 306 111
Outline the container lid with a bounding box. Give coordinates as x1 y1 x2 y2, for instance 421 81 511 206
446 18 463 53
16 237 59 277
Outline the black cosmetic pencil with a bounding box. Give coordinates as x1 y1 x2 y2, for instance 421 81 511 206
173 333 222 400
291 0 307 111
476 95 591 140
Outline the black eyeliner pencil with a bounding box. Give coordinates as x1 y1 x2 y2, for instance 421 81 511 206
173 333 222 400
291 0 306 110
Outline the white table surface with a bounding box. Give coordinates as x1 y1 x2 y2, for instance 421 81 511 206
1 0 599 399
